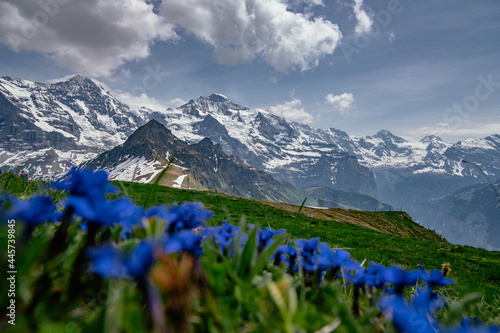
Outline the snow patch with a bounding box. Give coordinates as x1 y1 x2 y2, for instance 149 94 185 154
172 175 187 188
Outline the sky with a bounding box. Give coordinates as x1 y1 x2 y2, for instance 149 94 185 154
0 0 499 142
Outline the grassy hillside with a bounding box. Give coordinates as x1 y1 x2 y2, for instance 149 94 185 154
118 181 500 313
1 173 499 322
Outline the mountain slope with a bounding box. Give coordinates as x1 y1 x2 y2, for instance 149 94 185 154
85 120 311 205
418 179 500 250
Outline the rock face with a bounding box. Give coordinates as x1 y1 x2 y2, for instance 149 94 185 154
418 180 500 251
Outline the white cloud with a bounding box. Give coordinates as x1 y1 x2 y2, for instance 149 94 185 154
159 0 342 72
0 0 175 77
269 96 314 123
0 0 342 76
415 121 500 142
324 92 355 115
387 31 396 42
353 0 373 36
112 89 185 112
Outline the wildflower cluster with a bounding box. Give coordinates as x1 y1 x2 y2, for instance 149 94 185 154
0 168 498 333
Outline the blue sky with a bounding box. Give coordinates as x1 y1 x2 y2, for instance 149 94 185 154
0 0 499 141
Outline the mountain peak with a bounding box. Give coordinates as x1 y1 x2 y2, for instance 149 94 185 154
67 74 93 84
208 93 230 102
421 135 443 144
374 129 394 138
372 129 406 143
124 119 172 147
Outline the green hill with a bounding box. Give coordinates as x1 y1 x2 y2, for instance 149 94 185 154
119 181 500 312
1 173 499 321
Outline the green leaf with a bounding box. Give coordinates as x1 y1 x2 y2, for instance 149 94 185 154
237 225 258 279
251 233 287 278
295 197 308 219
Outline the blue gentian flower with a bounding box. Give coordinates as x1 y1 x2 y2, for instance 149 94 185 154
206 220 243 256
379 294 439 333
87 241 154 279
52 168 117 203
147 202 213 234
317 243 352 273
347 267 368 287
421 269 455 288
412 287 445 315
364 263 387 288
162 230 203 256
297 238 320 272
65 196 144 231
8 195 62 226
297 238 320 254
53 168 132 229
383 265 423 294
257 227 285 253
317 243 336 272
274 245 298 273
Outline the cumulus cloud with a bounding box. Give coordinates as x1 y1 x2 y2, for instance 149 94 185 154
416 121 500 142
324 92 354 115
353 0 373 35
112 90 186 112
269 96 314 123
0 0 175 77
158 0 342 72
0 0 342 76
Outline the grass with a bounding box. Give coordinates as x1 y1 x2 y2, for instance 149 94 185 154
117 180 500 317
1 173 499 323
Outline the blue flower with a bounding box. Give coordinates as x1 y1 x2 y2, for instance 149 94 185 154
87 241 154 279
379 294 439 333
206 220 242 256
421 269 455 288
297 238 320 254
8 195 62 226
383 265 423 294
66 196 144 231
147 202 213 234
364 263 387 288
257 227 285 253
274 245 298 273
317 243 352 273
52 168 117 203
162 230 203 256
412 287 445 315
106 198 144 235
53 168 130 228
297 238 320 272
347 267 372 287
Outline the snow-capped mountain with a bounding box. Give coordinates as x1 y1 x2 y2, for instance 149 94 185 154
84 119 393 210
152 94 379 198
1 74 498 248
0 75 147 176
2 74 498 191
351 130 500 177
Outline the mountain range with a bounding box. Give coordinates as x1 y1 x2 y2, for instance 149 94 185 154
0 75 498 249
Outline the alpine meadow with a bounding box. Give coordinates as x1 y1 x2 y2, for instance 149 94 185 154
0 0 499 332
